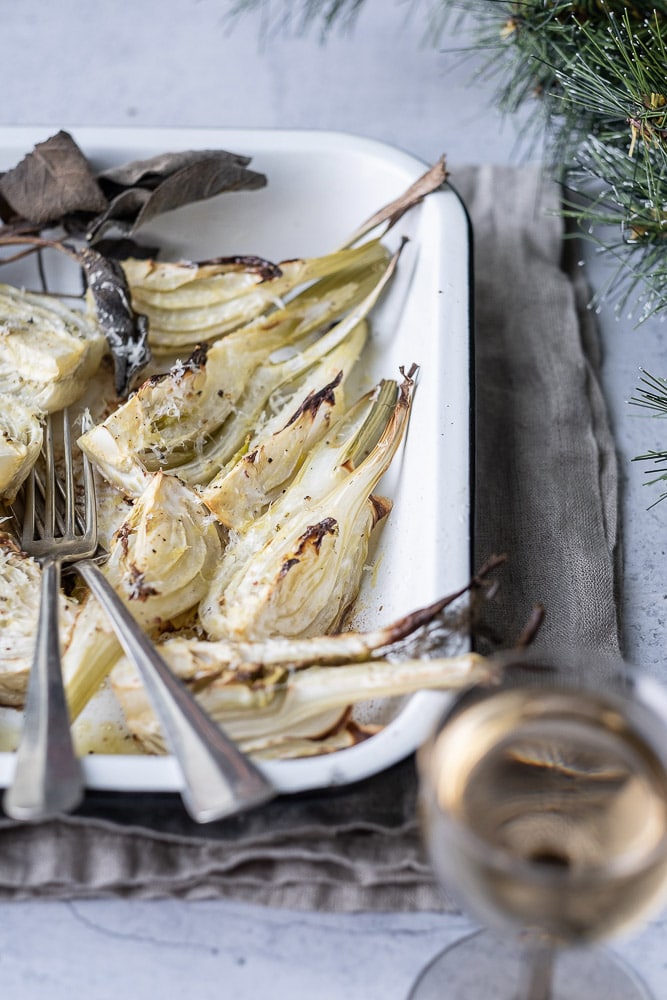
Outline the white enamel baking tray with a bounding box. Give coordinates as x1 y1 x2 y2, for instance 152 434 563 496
0 126 472 796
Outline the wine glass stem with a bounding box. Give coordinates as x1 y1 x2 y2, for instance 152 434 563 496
518 943 555 1000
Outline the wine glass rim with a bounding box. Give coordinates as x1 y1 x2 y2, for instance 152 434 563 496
419 661 667 886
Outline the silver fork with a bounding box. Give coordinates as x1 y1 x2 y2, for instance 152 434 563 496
3 410 91 820
4 409 275 823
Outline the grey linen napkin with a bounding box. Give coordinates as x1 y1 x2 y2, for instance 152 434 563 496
0 164 620 909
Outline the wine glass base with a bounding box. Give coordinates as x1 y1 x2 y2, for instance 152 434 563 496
407 929 652 1000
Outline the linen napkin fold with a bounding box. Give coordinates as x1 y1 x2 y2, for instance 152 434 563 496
0 164 620 909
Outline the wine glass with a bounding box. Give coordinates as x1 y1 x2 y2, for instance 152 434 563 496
409 648 667 1000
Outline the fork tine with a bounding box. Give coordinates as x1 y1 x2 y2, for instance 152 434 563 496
43 414 56 541
62 407 76 537
22 466 37 549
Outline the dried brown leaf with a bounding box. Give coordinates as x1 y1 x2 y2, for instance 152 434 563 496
92 148 267 234
79 247 151 396
342 155 449 247
0 131 107 226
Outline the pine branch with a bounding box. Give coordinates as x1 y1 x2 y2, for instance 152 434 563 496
231 0 667 504
458 4 667 317
230 1 667 321
629 370 667 505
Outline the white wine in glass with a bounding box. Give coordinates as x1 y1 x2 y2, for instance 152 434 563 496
409 652 667 1000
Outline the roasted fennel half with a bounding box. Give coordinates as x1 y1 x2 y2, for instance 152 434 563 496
78 240 398 495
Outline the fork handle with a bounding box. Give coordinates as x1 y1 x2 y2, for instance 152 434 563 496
3 557 84 821
76 560 274 823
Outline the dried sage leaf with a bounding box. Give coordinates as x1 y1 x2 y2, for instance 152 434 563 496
97 148 253 189
93 148 267 233
0 131 107 226
79 247 150 397
342 156 449 247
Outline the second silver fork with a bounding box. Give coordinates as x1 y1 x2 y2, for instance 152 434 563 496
4 409 274 823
